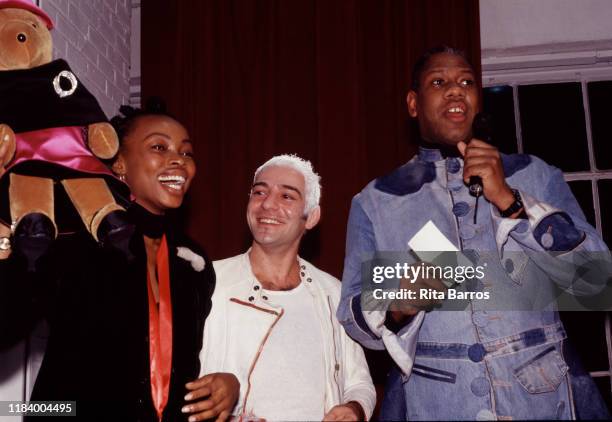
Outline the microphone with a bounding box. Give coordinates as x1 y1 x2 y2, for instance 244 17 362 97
467 113 493 197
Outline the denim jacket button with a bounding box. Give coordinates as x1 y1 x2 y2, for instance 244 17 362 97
470 377 491 397
468 343 486 362
452 202 470 217
447 157 461 174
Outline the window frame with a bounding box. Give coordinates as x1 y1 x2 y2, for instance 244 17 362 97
483 59 612 398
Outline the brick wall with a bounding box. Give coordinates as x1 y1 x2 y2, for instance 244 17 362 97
39 0 132 118
130 0 141 107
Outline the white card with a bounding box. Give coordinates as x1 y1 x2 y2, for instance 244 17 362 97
408 221 462 287
408 220 458 258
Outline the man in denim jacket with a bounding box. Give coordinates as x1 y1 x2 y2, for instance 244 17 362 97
338 46 612 420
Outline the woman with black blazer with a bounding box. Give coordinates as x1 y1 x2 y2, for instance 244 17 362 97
0 100 237 421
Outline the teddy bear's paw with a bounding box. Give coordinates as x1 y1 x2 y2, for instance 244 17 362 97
0 124 16 169
88 122 119 160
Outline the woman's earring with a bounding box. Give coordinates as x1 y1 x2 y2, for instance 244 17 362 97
118 174 126 182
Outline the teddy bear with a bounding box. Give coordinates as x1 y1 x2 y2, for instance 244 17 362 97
0 0 133 269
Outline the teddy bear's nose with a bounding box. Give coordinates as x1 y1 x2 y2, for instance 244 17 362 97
17 33 26 43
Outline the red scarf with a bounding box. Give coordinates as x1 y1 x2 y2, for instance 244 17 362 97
147 235 173 420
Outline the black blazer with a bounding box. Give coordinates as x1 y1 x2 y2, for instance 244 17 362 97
0 225 215 421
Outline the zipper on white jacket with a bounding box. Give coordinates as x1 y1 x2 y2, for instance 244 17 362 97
327 296 342 398
230 297 285 416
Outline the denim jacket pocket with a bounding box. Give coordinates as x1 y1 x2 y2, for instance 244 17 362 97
513 346 569 393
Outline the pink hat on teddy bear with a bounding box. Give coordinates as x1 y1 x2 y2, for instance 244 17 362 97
0 0 54 29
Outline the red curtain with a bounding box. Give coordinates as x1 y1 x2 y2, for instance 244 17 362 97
142 0 481 278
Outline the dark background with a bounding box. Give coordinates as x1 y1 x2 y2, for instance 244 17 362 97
141 0 481 276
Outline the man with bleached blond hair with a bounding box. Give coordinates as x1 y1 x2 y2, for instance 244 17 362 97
187 154 375 421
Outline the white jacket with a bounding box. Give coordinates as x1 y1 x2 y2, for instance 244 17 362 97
200 252 376 420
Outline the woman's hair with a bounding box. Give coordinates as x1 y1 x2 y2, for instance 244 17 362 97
110 96 174 143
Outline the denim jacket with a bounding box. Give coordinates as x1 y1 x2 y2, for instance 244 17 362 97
338 147 611 420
